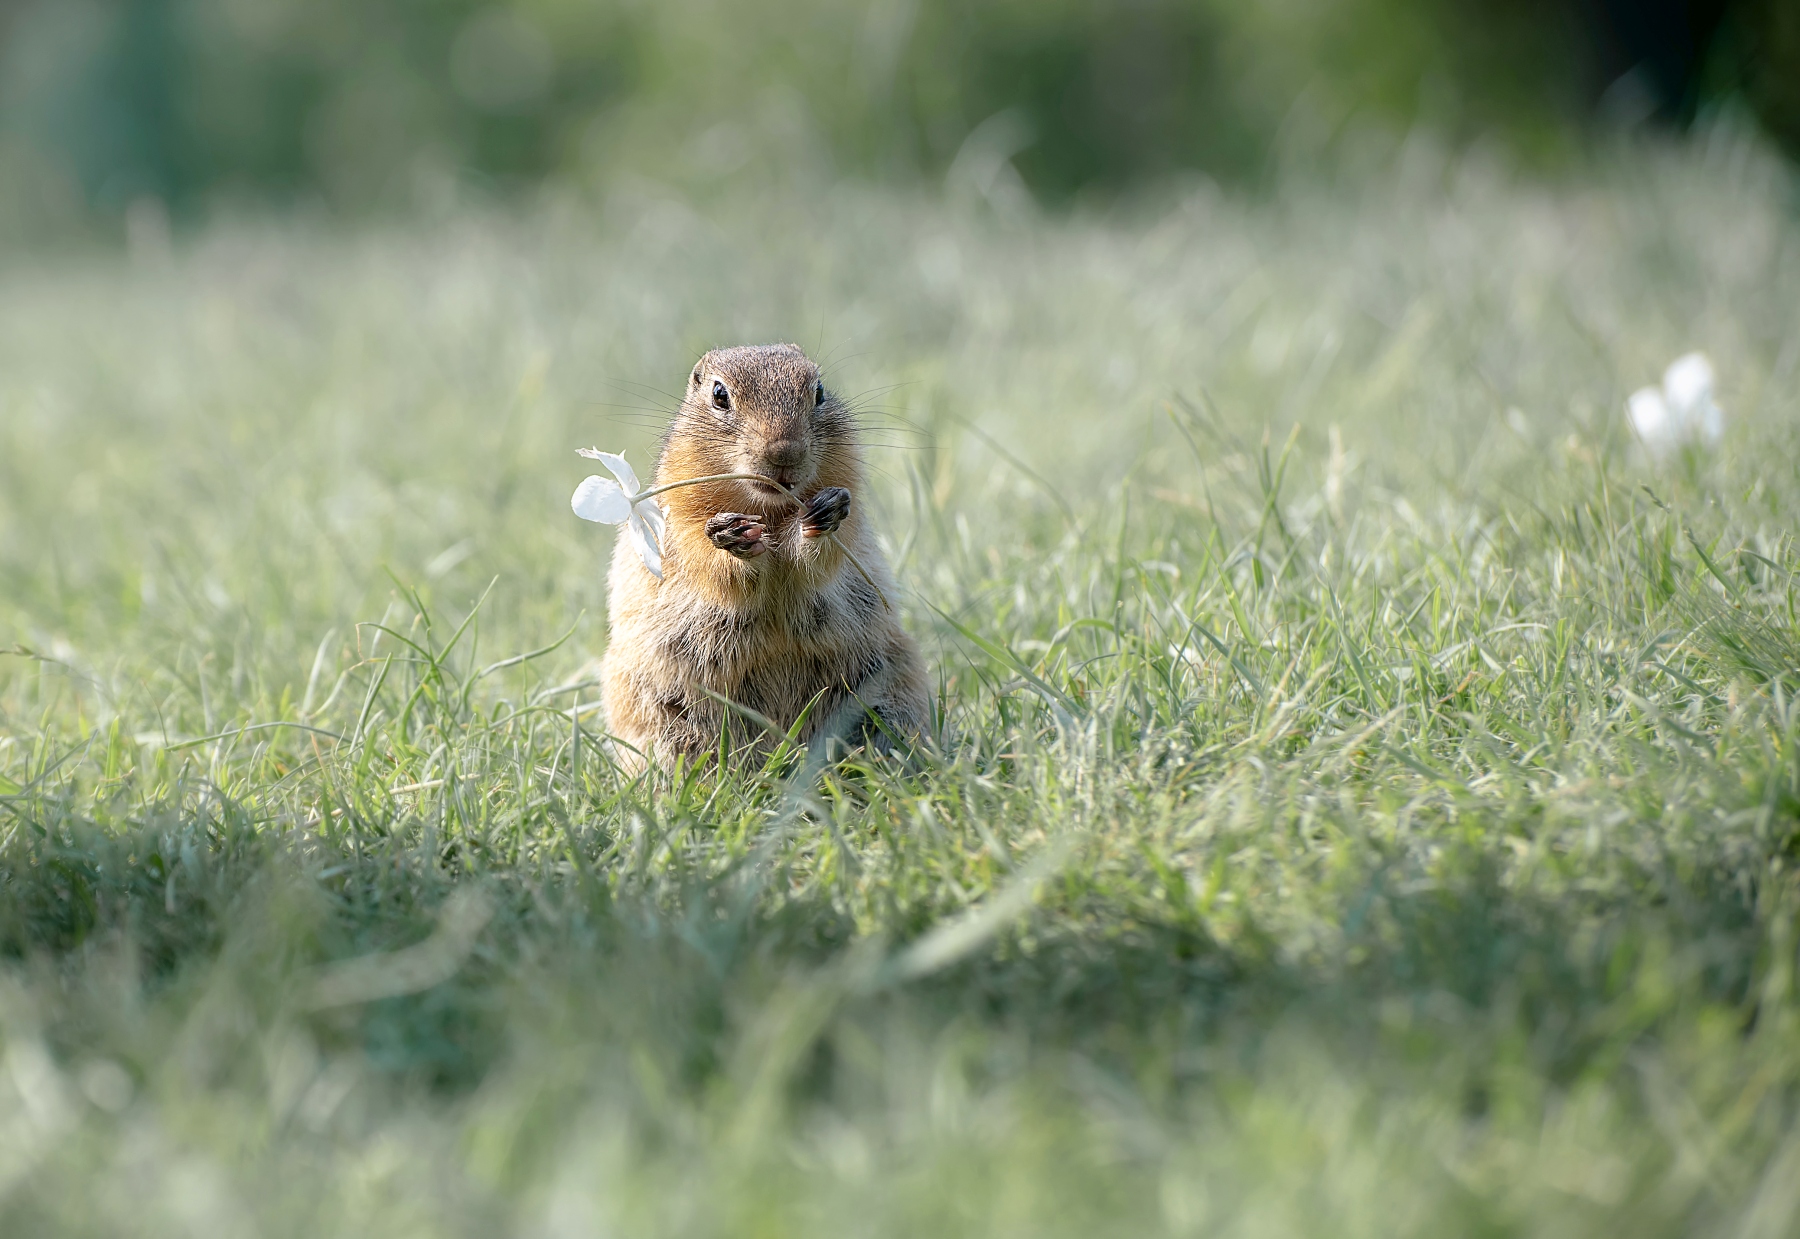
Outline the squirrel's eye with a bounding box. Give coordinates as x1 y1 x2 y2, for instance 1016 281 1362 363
815 381 825 407
712 380 730 411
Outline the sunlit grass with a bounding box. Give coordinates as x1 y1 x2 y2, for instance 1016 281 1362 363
2 132 1799 1236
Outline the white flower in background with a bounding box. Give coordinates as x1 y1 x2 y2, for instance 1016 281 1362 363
571 449 666 579
1626 351 1724 457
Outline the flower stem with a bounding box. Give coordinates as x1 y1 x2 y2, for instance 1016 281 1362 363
632 472 892 611
634 472 780 502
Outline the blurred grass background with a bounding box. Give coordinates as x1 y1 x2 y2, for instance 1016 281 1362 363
4 140 1799 1233
4 2 1800 1235
0 0 1797 233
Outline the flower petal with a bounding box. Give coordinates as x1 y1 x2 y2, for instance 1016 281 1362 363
1661 352 1714 418
571 475 631 524
627 507 664 579
590 450 640 495
1626 386 1672 451
635 496 666 544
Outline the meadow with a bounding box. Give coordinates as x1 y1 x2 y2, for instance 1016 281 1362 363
2 129 1799 1236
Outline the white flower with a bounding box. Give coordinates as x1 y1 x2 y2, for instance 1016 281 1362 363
571 449 667 579
1626 351 1724 458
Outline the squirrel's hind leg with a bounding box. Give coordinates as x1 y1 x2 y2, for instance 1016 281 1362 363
602 657 722 772
821 633 933 761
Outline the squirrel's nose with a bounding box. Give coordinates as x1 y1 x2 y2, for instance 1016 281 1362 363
763 439 806 472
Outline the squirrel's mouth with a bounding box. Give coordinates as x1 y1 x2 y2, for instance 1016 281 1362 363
747 473 802 501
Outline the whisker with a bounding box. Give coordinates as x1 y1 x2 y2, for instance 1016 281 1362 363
607 377 682 402
818 345 871 376
855 440 932 455
849 409 935 448
582 405 675 423
842 381 917 404
595 380 682 416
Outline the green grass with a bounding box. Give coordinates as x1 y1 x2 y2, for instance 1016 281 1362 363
3 131 1800 1236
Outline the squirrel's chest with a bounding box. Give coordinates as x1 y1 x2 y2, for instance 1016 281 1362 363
659 585 848 675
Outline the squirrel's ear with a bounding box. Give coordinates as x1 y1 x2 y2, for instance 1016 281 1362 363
691 367 702 386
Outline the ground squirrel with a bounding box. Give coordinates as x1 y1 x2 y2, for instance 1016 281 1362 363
601 343 930 767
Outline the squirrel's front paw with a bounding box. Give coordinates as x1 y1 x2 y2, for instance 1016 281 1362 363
801 487 851 538
707 513 769 558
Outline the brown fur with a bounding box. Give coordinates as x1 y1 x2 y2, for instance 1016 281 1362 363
601 344 930 768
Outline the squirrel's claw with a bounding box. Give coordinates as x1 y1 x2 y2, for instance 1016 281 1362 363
707 512 768 558
801 487 852 538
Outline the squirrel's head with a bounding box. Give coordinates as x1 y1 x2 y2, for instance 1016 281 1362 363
674 343 852 503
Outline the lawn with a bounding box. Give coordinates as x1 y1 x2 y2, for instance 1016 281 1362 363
3 132 1799 1236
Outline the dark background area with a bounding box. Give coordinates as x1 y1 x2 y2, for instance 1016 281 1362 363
0 0 1793 231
